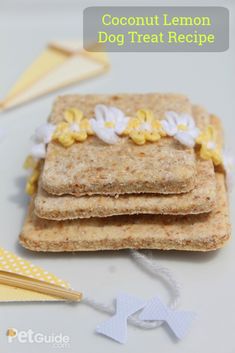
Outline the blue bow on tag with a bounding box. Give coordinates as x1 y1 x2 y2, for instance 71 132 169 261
139 296 195 339
96 293 146 344
96 293 195 343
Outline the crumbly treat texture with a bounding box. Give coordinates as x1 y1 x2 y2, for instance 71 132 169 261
35 158 216 220
35 105 218 220
41 93 207 196
20 174 230 252
20 95 230 253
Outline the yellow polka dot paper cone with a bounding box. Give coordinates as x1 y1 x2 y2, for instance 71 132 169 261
0 247 70 301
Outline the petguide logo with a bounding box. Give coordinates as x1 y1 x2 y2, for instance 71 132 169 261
7 328 71 349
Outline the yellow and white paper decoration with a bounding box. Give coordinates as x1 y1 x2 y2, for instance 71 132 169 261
0 247 70 301
0 41 110 111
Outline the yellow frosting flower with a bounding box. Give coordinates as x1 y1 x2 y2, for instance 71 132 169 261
24 156 41 195
124 109 166 145
52 108 93 147
196 125 222 166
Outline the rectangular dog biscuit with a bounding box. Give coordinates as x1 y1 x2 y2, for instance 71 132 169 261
35 158 216 220
20 173 230 252
35 105 218 220
41 93 205 196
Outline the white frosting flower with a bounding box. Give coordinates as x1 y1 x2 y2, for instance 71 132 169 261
90 105 129 144
31 143 46 159
34 123 56 144
30 123 55 160
161 112 200 148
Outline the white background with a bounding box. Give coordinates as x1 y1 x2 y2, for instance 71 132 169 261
0 0 234 352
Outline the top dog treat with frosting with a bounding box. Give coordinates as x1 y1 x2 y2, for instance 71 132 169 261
40 93 210 196
34 106 218 220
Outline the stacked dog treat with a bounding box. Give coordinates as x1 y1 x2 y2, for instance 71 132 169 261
19 93 231 252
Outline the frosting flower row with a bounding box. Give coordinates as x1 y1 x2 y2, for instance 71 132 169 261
28 104 226 165
24 104 235 195
24 104 234 195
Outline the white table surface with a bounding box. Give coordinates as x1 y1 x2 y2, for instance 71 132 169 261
0 1 234 352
